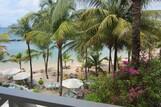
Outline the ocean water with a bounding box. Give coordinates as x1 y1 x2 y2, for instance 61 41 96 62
0 28 127 70
0 28 58 70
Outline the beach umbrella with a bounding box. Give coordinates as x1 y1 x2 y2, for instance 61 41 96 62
13 72 30 81
1 68 21 76
62 78 83 89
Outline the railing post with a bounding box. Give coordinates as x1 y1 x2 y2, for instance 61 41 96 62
8 100 16 107
9 99 37 107
0 97 7 106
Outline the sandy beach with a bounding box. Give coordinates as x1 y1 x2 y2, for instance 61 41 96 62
0 59 82 82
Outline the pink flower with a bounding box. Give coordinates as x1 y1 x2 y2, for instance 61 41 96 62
123 61 129 65
128 86 144 102
128 67 139 75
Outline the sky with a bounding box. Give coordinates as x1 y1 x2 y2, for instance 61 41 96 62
0 0 161 27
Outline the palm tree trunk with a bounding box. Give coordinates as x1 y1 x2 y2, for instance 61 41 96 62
131 0 141 67
64 61 67 69
45 48 49 79
85 48 88 80
128 50 131 62
59 47 63 96
19 61 22 69
26 42 33 88
114 42 118 73
108 47 112 73
95 64 98 76
87 67 89 73
57 50 60 82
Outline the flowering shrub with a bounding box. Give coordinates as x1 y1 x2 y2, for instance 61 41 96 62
119 63 139 75
128 86 144 102
127 67 139 75
123 60 129 65
85 59 161 107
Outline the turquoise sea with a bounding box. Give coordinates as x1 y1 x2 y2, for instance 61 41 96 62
0 27 127 70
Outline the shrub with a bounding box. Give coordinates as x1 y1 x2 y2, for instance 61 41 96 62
85 59 161 107
85 93 101 102
32 87 40 93
38 78 44 85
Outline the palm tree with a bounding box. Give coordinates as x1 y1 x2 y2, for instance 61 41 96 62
37 0 75 96
131 0 152 66
9 14 34 87
3 53 23 69
0 33 9 61
131 0 141 66
27 30 54 79
53 21 75 96
80 14 130 72
87 51 108 76
77 0 132 73
62 52 72 69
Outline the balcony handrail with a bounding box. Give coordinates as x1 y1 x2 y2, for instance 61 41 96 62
0 86 120 107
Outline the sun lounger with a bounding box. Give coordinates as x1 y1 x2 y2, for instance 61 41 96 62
44 82 60 90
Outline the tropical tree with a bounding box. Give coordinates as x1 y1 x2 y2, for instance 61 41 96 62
0 33 9 60
9 14 34 87
3 53 23 69
87 51 108 76
62 52 72 69
131 0 141 66
80 12 131 73
35 0 75 96
131 0 152 66
78 0 160 72
27 30 53 79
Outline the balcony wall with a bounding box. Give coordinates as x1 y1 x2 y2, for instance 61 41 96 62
0 87 121 107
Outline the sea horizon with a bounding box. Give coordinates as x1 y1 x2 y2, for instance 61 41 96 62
0 27 127 71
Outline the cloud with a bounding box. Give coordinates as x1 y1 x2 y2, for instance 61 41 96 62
0 0 161 27
0 0 40 27
17 0 40 10
147 1 161 10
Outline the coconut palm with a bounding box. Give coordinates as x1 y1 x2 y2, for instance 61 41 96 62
36 0 75 96
9 14 34 87
27 30 53 79
130 0 151 66
77 0 161 72
87 51 108 76
131 0 142 66
62 52 72 69
75 0 132 73
80 14 130 73
3 53 23 69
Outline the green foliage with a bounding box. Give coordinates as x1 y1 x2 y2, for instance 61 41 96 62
139 59 161 106
38 79 44 85
85 93 101 102
0 33 9 60
3 0 161 106
85 59 161 107
62 53 71 63
32 87 40 93
0 33 9 42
